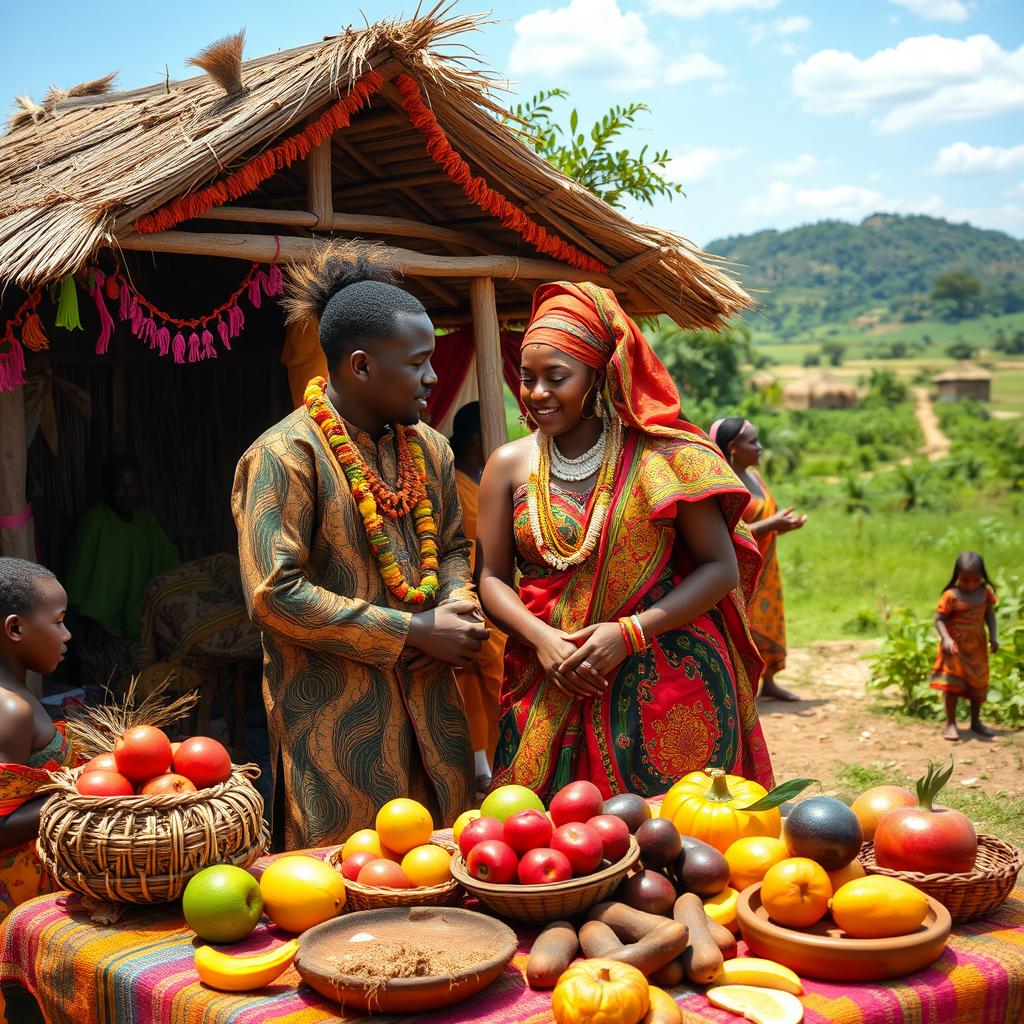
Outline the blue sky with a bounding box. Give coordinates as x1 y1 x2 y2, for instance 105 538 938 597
3 0 1022 247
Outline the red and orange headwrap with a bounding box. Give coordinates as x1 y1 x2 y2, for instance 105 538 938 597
521 281 707 444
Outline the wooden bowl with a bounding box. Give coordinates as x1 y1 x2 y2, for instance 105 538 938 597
450 836 640 924
736 882 951 982
295 906 517 1013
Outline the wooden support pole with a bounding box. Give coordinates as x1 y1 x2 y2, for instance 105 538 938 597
470 277 508 457
306 140 334 228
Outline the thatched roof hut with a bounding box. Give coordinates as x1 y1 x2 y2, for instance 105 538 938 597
932 362 992 403
782 370 859 411
0 10 749 575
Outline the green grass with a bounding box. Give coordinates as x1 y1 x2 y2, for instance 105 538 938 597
991 367 1024 414
833 763 1024 848
775 494 1024 646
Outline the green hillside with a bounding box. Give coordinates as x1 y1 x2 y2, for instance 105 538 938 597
707 214 1024 333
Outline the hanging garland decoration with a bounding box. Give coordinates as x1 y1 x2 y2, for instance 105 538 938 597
303 375 439 608
133 69 384 234
393 74 609 276
89 245 283 363
0 291 45 391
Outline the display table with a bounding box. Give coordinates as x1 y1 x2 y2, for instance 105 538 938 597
1 846 1021 1024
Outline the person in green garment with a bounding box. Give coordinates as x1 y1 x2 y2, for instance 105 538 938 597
65 455 180 691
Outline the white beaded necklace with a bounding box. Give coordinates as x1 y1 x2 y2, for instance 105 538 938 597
548 421 607 481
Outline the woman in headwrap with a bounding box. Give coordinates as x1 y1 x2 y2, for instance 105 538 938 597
711 418 807 702
477 283 773 800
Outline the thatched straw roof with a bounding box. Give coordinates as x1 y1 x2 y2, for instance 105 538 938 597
933 362 992 383
0 8 750 328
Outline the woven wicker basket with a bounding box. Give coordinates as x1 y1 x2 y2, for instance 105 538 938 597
328 838 462 911
449 836 640 924
859 834 1023 922
37 764 269 904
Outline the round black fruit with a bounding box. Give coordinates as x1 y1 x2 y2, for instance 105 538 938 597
675 836 730 898
636 818 682 869
603 793 653 833
617 869 676 916
783 795 863 870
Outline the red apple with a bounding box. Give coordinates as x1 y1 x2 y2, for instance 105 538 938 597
140 772 198 796
503 809 553 856
76 770 134 797
357 858 412 889
113 725 172 784
172 737 232 789
340 851 377 882
586 814 631 863
81 753 119 774
550 780 604 827
873 761 978 874
517 847 573 885
466 840 519 884
551 822 604 876
457 816 505 859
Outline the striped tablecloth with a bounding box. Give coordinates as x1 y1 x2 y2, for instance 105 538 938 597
1 847 1021 1024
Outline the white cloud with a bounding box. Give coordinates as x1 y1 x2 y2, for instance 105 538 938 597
775 15 813 33
940 203 1024 234
665 53 727 83
933 141 1024 175
792 34 1024 132
772 153 817 176
890 0 970 23
649 0 778 16
665 147 743 183
749 14 811 49
739 182 948 222
509 0 660 88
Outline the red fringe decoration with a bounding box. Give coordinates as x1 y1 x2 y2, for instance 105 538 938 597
0 291 46 392
134 70 385 233
394 74 608 275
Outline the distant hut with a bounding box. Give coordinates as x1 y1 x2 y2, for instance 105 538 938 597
783 370 859 411
933 363 992 403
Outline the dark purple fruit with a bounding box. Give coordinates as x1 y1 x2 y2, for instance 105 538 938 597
675 836 730 898
617 869 677 916
602 793 653 833
783 796 863 870
636 818 683 869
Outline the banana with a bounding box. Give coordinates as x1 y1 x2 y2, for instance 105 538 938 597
709 957 804 996
194 939 299 992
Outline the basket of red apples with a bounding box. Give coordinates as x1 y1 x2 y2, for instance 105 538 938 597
449 781 641 924
37 725 268 904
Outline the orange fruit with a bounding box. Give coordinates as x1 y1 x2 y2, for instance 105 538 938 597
452 809 481 843
376 798 434 855
831 875 929 938
826 858 866 891
341 828 388 861
401 844 453 887
850 786 917 841
725 836 790 892
760 857 832 928
259 855 346 933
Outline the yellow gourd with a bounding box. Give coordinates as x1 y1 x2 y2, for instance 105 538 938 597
551 958 650 1024
660 769 782 854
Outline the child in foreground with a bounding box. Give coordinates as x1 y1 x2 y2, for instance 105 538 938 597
0 557 76 921
930 551 999 742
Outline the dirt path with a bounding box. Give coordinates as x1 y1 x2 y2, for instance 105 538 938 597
758 641 1023 797
912 386 951 461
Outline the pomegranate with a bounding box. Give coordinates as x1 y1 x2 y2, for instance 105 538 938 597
113 726 172 784
141 773 198 796
172 737 232 789
81 753 119 774
874 760 977 874
76 770 134 797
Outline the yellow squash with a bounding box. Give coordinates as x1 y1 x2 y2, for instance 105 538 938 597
194 939 298 992
551 959 650 1024
660 769 782 854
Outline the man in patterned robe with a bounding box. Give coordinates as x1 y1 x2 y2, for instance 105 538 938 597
232 248 487 850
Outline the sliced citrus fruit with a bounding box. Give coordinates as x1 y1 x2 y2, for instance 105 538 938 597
710 958 804 995
706 984 804 1024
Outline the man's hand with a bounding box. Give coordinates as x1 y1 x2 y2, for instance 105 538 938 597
406 600 489 667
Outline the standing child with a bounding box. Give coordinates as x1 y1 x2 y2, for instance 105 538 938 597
930 551 999 742
0 557 76 922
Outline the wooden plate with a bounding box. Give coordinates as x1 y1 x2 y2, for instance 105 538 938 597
737 882 952 982
294 906 517 1013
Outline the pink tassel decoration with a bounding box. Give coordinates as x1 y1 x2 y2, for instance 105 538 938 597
92 274 116 356
172 332 186 364
266 264 283 296
216 319 231 352
201 329 216 359
156 326 171 356
228 304 244 337
130 303 144 336
188 332 201 363
0 336 26 392
118 284 132 322
142 317 157 348
247 274 262 309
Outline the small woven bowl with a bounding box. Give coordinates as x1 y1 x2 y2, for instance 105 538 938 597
449 836 640 924
859 834 1023 922
329 839 462 912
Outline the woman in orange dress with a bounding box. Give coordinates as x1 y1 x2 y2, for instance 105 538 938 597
711 418 806 701
931 551 999 741
476 283 773 802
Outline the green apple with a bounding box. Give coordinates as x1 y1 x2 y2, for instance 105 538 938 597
182 865 263 943
480 784 545 822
